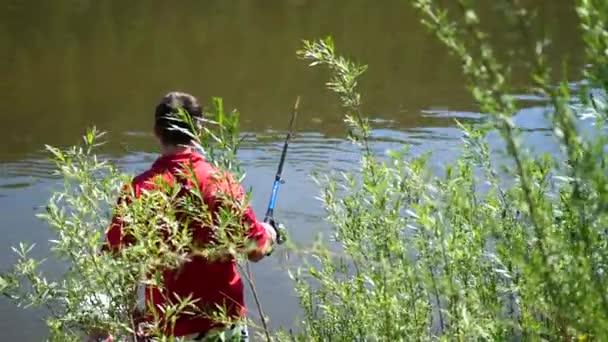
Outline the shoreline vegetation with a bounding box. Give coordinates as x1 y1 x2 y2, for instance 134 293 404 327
2 1 608 341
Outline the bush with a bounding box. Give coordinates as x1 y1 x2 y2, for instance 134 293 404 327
282 1 608 341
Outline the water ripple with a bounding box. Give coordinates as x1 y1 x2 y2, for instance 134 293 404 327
0 157 55 179
0 126 463 191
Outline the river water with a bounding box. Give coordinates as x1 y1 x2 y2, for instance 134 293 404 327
0 1 583 340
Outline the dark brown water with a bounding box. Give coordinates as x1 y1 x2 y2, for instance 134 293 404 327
0 1 583 340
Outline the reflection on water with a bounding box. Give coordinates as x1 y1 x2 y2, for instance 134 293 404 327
0 0 585 340
0 0 583 162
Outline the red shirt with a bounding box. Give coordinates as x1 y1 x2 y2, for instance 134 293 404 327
104 150 269 337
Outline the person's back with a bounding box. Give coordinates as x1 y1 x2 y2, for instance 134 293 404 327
104 92 276 340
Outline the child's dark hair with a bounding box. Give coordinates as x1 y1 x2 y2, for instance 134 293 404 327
154 91 203 146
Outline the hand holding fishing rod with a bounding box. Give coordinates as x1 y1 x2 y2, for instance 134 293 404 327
264 96 300 246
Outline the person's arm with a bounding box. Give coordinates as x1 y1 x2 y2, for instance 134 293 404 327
208 171 277 262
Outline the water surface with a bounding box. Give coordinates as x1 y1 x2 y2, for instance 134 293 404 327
0 1 583 340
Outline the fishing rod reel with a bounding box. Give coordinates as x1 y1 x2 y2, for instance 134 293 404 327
264 214 288 246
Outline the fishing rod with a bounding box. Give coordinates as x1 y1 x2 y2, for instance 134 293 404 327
264 96 300 245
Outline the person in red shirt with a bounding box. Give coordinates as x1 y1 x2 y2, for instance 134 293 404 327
102 91 277 341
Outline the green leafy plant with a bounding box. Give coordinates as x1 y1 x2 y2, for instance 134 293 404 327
282 0 608 340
